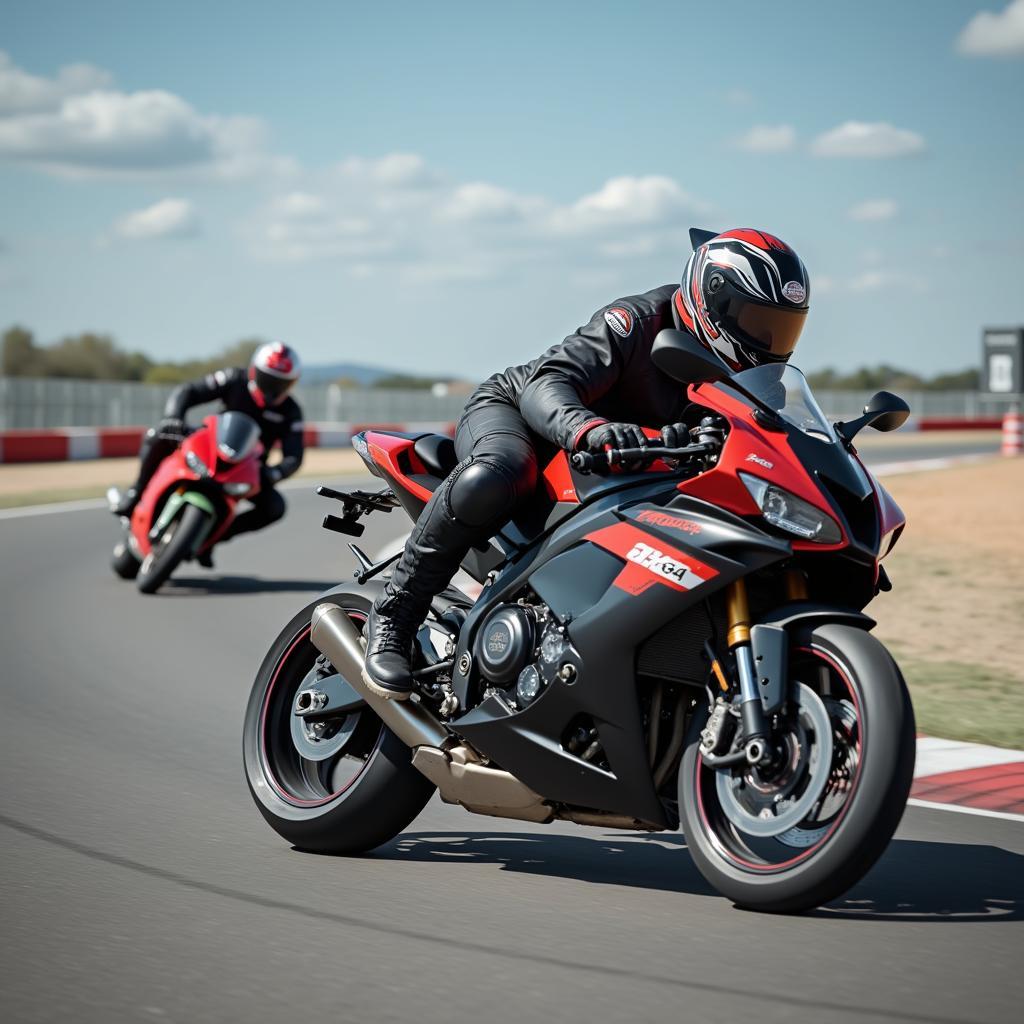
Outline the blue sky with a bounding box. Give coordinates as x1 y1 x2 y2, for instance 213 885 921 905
1 0 1022 378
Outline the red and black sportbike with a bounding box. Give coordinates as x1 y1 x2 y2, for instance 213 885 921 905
243 330 914 913
109 412 263 594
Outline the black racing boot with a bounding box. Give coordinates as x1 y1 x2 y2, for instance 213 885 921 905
362 590 427 700
362 476 485 700
197 549 215 569
112 487 139 517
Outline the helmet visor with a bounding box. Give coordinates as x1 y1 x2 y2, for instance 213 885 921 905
254 368 296 404
736 301 807 357
714 293 807 359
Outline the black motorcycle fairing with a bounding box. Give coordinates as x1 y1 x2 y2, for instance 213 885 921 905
449 478 793 825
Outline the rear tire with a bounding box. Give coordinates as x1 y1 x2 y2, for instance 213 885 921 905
111 541 140 580
243 591 436 854
679 624 915 913
136 503 210 595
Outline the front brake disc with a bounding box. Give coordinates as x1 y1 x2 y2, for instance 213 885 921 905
715 682 834 839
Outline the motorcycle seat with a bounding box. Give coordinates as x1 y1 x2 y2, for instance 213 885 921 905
413 433 458 478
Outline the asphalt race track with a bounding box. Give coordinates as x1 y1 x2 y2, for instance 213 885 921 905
1 448 1021 1023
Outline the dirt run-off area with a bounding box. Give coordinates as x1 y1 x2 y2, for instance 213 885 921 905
872 457 1024 748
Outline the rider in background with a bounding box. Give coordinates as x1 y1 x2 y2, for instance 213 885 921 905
363 228 811 700
113 343 305 557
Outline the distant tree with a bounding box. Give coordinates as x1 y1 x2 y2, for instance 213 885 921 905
141 338 263 384
804 364 977 391
2 326 46 376
333 376 362 389
372 373 436 390
926 368 980 391
44 332 152 381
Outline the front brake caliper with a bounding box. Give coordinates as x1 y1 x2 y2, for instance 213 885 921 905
700 697 736 756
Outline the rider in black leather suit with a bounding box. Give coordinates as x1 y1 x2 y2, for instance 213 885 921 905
113 344 305 549
363 229 812 698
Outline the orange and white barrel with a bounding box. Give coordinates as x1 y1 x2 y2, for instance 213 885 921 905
1002 408 1022 456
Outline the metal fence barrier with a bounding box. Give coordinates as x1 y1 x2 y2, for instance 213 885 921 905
0 375 1019 431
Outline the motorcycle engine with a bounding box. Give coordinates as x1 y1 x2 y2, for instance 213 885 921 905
475 601 577 710
476 605 535 685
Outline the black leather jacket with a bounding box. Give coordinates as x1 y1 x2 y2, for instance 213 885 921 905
164 367 305 482
468 283 690 450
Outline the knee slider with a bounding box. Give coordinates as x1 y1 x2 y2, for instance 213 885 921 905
447 459 517 528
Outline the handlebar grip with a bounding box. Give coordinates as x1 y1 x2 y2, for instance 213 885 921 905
570 451 596 473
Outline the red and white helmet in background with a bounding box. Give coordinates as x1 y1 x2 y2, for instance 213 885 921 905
675 228 810 372
248 342 301 407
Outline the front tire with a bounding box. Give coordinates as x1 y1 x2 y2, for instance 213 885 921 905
679 623 915 913
243 591 436 854
136 503 209 594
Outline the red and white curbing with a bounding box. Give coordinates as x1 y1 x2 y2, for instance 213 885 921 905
911 736 1024 821
0 422 456 464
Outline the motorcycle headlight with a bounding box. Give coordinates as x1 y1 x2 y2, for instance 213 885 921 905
223 482 252 496
739 472 843 544
185 450 210 478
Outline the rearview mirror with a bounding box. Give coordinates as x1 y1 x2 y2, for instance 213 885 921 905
836 390 911 443
651 329 728 385
863 390 911 432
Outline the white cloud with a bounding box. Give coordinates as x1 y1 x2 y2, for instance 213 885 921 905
438 182 542 223
551 175 702 234
273 192 327 218
0 53 280 178
848 199 899 222
734 124 796 153
256 159 706 279
811 121 925 158
114 198 199 240
0 51 112 115
957 0 1024 57
336 152 441 189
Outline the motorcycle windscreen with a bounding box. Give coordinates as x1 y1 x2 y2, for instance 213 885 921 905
216 411 261 463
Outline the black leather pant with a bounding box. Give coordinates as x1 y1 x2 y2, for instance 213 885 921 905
380 399 539 612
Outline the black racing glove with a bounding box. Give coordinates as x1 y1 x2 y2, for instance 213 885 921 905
582 422 648 471
157 416 187 442
660 422 690 449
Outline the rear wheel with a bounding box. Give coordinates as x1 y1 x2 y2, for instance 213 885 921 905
136 503 210 594
679 623 915 913
111 540 140 580
242 591 436 854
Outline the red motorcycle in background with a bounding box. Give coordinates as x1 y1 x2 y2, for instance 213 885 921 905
108 412 263 594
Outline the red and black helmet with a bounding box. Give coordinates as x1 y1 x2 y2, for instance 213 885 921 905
248 342 302 408
675 228 810 372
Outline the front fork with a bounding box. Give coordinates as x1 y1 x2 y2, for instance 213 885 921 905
707 571 807 767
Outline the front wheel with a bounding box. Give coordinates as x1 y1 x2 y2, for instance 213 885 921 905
136 502 210 594
679 623 915 913
242 591 436 854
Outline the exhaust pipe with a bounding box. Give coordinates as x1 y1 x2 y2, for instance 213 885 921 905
309 601 551 824
309 603 449 750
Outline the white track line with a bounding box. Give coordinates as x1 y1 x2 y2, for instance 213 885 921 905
0 474 375 523
0 497 107 520
870 453 991 477
907 798 1024 824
